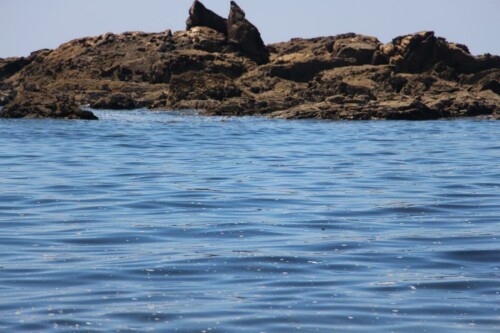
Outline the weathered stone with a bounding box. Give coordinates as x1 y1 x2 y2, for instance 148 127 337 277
227 1 269 64
333 35 381 65
0 57 30 81
0 2 498 121
382 31 500 74
267 57 356 83
89 94 141 110
481 80 500 95
0 92 97 120
186 0 228 36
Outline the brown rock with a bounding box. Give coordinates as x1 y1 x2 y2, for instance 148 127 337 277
173 27 229 53
481 80 500 95
169 72 242 104
0 2 498 121
333 35 382 65
89 93 141 110
382 100 448 120
382 31 500 73
0 57 30 81
267 57 356 83
227 1 269 64
0 92 97 120
186 0 228 36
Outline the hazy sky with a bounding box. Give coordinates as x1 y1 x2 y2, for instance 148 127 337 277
1 0 499 58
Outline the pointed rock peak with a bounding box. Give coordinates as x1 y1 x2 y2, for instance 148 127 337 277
229 1 246 21
186 0 228 35
227 1 269 64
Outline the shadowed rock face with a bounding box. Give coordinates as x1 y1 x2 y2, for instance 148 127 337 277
0 1 498 120
186 0 228 36
382 31 500 74
227 1 270 65
0 92 97 120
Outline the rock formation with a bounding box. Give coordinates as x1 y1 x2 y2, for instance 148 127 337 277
186 0 228 36
0 1 498 120
381 31 500 74
227 1 270 64
0 91 97 120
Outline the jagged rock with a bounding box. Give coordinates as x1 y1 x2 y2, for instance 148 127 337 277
186 0 228 36
481 80 500 95
169 72 242 104
173 27 229 53
333 35 382 65
0 92 97 119
382 100 447 120
381 31 500 73
89 94 141 110
371 51 389 65
0 49 51 81
267 57 356 83
0 57 30 81
0 2 498 121
227 1 269 64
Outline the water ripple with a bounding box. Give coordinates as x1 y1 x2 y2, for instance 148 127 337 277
0 111 499 332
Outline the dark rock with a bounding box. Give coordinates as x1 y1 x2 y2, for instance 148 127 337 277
0 92 97 120
333 81 376 100
0 49 51 81
186 0 228 36
371 51 389 65
481 80 500 95
0 83 16 105
431 61 459 81
332 35 381 65
382 31 500 74
268 58 356 83
0 57 30 81
462 101 495 117
388 75 408 93
0 2 498 121
173 27 229 53
227 1 269 64
169 72 242 103
383 101 447 120
382 31 440 73
401 75 437 95
90 94 141 110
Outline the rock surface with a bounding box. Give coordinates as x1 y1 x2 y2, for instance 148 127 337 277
227 1 269 64
0 1 498 120
0 91 98 120
186 0 228 36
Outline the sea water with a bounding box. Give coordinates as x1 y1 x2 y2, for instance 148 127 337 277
0 110 499 332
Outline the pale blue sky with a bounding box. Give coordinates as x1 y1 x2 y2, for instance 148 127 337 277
0 0 499 58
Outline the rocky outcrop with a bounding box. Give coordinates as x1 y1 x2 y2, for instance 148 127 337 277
332 34 382 65
0 92 98 120
89 93 143 110
381 31 500 74
0 1 498 121
0 57 30 81
227 1 269 64
186 0 228 36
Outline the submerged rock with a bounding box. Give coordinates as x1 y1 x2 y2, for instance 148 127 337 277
0 1 498 120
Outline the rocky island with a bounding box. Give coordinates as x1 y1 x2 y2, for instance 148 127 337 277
0 0 499 120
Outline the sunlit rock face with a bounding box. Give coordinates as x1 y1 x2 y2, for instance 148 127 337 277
0 1 498 120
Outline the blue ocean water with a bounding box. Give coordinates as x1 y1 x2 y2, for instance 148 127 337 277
0 110 499 332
